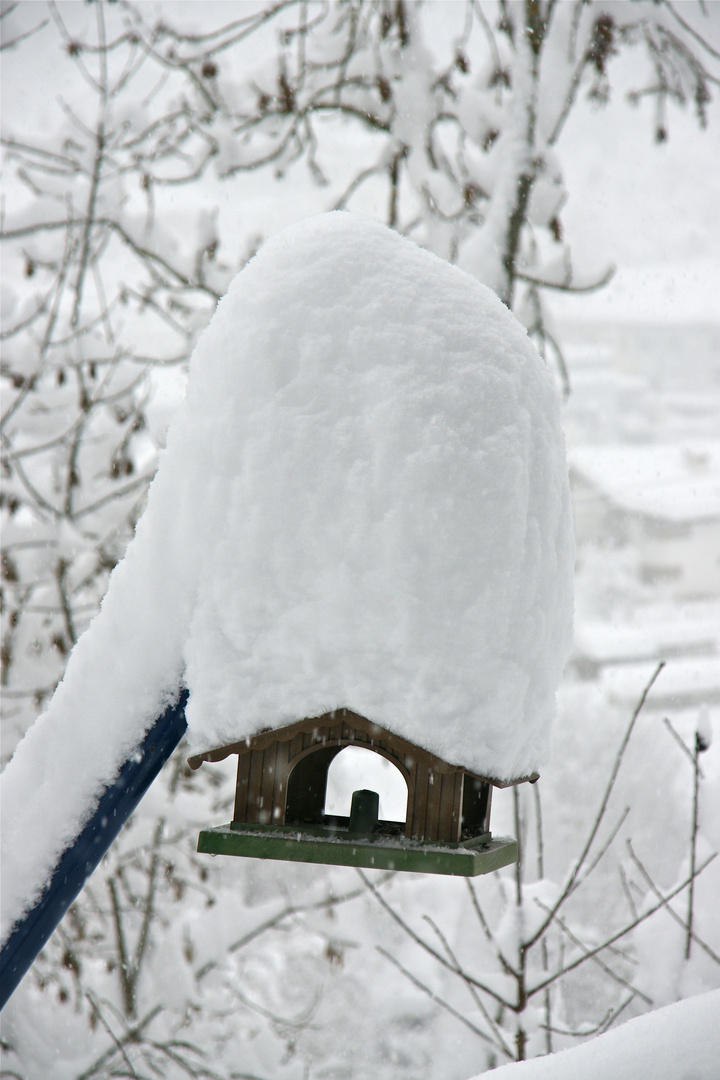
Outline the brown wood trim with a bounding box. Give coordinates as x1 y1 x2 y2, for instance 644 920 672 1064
272 739 291 824
246 749 265 825
424 767 442 842
233 751 251 822
187 707 540 789
452 771 464 841
259 741 278 825
410 764 430 839
288 731 305 765
403 753 419 839
488 771 540 788
485 785 494 835
437 770 463 843
285 739 414 791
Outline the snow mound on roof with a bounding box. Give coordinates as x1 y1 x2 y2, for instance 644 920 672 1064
1 213 573 941
176 212 573 776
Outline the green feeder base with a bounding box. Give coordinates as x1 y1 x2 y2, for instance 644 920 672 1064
197 823 518 877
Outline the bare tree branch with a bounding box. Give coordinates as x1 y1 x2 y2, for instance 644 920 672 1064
627 841 720 966
524 662 666 952
529 851 716 996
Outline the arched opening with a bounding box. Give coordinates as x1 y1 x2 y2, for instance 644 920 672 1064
284 745 339 827
284 744 409 835
325 746 408 824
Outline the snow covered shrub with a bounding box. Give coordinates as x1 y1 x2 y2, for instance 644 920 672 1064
0 2 236 753
352 665 719 1071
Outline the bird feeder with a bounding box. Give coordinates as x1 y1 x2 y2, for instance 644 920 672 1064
0 215 573 1013
189 708 536 876
176 213 573 880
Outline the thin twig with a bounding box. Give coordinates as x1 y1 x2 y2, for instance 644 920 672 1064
687 736 701 959
532 782 553 1055
376 946 507 1053
533 897 653 1005
422 914 515 1058
541 994 635 1039
529 851 716 996
197 876 391 980
525 662 666 952
131 818 165 996
661 716 698 770
0 15 49 52
516 265 615 294
619 863 639 922
83 992 139 1078
107 877 133 1018
581 806 631 883
76 1003 162 1080
465 879 518 978
357 870 513 1010
626 841 720 966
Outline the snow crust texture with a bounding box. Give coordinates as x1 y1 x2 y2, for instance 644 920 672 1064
1 213 573 943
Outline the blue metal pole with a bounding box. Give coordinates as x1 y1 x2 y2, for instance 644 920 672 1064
0 689 188 1010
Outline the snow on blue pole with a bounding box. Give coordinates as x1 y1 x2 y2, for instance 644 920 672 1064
0 689 188 1011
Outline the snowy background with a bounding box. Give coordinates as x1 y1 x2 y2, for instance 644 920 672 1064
1 2 719 1078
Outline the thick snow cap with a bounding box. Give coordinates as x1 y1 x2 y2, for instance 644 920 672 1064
180 212 574 779
1 214 573 941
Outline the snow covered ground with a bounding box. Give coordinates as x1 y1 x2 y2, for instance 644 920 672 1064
473 987 720 1079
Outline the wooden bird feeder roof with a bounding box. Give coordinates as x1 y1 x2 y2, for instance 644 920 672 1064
190 708 537 876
